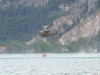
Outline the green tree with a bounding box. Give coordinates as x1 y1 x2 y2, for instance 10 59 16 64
95 30 100 52
68 37 98 53
68 41 79 53
52 42 62 53
33 41 52 53
6 40 22 53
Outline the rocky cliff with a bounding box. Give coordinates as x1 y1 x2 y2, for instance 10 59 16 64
59 11 100 45
52 0 100 45
0 0 48 10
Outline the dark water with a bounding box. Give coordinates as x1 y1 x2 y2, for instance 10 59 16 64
0 53 100 75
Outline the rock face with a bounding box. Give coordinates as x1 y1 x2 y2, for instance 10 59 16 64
51 0 99 45
0 0 48 10
88 0 97 12
59 11 100 45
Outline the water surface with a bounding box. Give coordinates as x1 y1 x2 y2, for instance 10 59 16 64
0 53 100 75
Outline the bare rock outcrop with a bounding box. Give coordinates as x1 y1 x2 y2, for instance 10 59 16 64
0 0 48 10
59 12 100 45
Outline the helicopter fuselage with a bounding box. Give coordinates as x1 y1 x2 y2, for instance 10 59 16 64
39 30 58 37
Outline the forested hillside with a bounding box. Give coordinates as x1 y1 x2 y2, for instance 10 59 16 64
0 0 75 43
0 0 100 53
0 0 75 53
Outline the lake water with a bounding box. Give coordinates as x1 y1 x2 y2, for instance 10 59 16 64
0 53 100 75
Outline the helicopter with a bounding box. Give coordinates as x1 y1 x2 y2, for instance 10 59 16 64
39 26 58 37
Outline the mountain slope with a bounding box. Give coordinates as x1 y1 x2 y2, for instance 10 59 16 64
0 0 76 43
0 0 100 53
59 10 100 45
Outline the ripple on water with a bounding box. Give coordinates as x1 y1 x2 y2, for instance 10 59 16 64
0 54 100 75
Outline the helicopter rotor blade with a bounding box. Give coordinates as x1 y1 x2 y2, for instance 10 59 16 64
42 26 48 30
